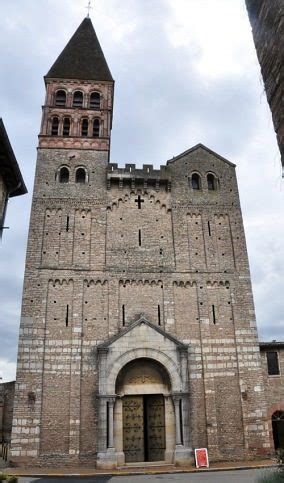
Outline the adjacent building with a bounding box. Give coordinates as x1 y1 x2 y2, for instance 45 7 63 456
0 118 27 239
10 17 282 468
245 0 284 171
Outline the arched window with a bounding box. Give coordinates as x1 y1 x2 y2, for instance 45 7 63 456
81 119 89 137
191 173 201 190
76 167 87 184
63 118 70 136
90 92 101 109
93 118 100 137
55 90 66 107
58 167 69 183
207 173 217 191
73 91 83 108
51 117 59 136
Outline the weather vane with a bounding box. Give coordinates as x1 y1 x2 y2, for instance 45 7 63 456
86 0 93 18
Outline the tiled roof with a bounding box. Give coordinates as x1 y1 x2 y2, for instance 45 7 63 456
46 17 113 82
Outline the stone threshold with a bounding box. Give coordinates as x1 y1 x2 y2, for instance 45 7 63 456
4 459 278 477
118 461 174 468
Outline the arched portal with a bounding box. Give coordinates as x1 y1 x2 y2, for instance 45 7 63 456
272 411 284 450
113 358 175 464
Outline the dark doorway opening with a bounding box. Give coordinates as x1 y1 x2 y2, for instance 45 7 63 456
272 411 284 450
123 394 166 463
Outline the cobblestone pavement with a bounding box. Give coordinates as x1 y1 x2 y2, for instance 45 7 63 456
18 468 276 483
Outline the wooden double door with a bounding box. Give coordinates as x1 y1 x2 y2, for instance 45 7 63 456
122 394 166 462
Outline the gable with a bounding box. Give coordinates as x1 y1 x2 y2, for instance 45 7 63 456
97 316 187 352
167 143 236 168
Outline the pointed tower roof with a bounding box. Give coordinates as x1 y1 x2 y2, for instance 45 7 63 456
45 17 113 81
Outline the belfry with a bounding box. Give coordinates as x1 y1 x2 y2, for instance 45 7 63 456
11 17 273 468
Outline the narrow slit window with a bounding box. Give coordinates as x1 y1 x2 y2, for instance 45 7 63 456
158 305 161 326
138 229 141 246
55 90 66 107
93 118 100 137
51 117 59 136
73 91 83 108
63 117 70 136
81 119 89 137
122 304 125 327
65 305 69 327
90 92 101 109
208 221 211 236
212 305 216 324
66 216 69 232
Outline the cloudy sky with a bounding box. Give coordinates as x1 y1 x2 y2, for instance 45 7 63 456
0 0 283 382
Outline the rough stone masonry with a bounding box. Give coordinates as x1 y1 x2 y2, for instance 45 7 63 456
10 16 273 468
245 0 284 171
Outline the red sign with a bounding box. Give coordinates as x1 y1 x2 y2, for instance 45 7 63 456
195 448 209 468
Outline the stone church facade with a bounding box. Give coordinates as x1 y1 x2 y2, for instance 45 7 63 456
11 18 274 468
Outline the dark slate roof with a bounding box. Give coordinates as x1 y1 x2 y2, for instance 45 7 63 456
259 341 284 350
0 119 27 197
45 17 113 82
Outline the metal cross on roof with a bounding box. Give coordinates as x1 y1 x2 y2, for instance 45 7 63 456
86 0 93 18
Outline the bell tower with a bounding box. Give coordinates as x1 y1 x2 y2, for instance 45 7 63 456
11 17 115 466
40 17 114 153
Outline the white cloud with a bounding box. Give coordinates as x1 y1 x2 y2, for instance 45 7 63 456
0 359 16 383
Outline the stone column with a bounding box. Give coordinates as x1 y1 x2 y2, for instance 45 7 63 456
172 395 182 446
172 394 193 466
96 395 117 470
107 397 116 448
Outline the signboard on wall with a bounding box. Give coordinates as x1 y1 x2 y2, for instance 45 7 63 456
195 448 209 468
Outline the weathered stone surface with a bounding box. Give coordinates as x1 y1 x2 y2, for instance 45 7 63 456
10 18 275 469
246 0 284 169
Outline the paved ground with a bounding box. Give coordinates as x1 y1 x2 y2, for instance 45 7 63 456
18 468 276 483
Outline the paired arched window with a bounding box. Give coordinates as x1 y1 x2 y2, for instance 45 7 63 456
81 119 89 137
93 119 100 137
73 91 83 108
207 173 217 191
58 167 69 183
76 167 87 184
51 117 59 136
55 90 66 107
63 117 70 136
191 173 201 190
90 92 101 109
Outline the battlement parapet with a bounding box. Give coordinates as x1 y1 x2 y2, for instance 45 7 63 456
107 163 171 191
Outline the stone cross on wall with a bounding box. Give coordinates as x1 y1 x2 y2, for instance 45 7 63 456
135 195 144 209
